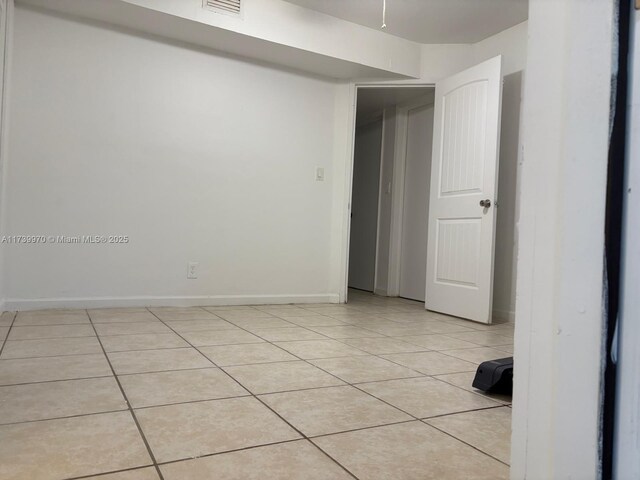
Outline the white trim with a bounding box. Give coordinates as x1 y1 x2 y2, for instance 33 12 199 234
387 95 435 297
338 82 357 304
372 113 386 294
492 308 515 323
511 0 614 476
4 293 340 311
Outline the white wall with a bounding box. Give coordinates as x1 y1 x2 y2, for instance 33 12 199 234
511 0 614 477
2 6 343 308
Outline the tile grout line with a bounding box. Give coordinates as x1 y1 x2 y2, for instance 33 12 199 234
0 311 18 357
85 309 166 480
181 308 510 470
144 307 361 480
234 308 513 469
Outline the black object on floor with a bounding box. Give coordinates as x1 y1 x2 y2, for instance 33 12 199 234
472 357 513 395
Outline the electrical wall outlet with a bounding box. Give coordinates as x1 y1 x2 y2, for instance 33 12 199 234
187 262 199 279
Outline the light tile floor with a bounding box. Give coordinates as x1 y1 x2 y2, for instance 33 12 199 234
0 290 513 480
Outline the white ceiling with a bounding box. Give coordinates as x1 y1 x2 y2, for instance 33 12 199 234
356 87 434 122
283 0 528 44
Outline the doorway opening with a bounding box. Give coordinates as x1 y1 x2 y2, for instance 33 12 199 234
347 86 435 303
346 57 520 327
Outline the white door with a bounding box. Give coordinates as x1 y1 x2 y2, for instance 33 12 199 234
348 118 383 291
425 55 503 323
399 104 434 301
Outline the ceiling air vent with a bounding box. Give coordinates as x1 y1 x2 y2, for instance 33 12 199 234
203 0 242 16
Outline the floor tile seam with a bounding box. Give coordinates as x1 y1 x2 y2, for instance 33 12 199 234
145 308 359 479
86 310 166 480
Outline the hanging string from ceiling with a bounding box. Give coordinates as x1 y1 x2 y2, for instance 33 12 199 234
381 0 387 29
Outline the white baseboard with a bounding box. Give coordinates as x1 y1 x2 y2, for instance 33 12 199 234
4 293 341 311
493 308 516 323
373 287 388 297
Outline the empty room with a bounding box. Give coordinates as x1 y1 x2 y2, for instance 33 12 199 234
0 0 637 479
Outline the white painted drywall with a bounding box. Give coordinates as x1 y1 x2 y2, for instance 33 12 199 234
511 0 614 477
18 0 421 80
348 117 382 291
399 103 433 302
2 6 342 308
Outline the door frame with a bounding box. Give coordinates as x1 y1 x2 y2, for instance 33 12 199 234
349 112 384 293
387 95 435 298
341 83 434 304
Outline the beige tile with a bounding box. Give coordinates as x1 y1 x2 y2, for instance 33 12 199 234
302 306 355 316
426 407 512 464
446 331 514 347
381 351 477 375
496 344 514 354
410 321 476 334
0 354 112 385
433 372 513 404
90 311 160 324
0 377 127 424
95 322 172 336
363 324 440 336
8 324 96 340
283 316 348 327
13 312 90 326
339 337 424 354
136 397 300 462
1 337 103 359
252 327 326 342
160 440 352 480
101 333 189 353
88 308 149 315
0 312 15 326
0 411 152 480
309 356 420 384
359 377 501 418
153 311 222 321
441 347 512 364
85 467 160 479
274 339 367 359
313 421 508 480
0 326 8 342
108 348 211 375
226 317 296 330
260 385 410 436
398 334 480 351
216 310 275 320
200 343 298 366
164 319 238 333
307 325 383 339
254 306 317 317
120 368 248 408
181 329 265 347
202 305 257 312
224 361 344 394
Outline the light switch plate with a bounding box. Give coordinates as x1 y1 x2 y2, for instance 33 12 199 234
315 167 325 181
187 262 199 279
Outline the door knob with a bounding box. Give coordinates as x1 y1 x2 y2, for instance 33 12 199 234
479 199 492 208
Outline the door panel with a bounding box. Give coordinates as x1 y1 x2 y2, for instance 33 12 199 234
425 56 503 323
348 118 383 291
399 104 434 301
